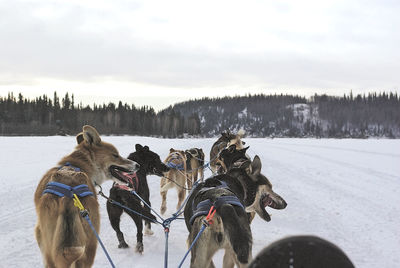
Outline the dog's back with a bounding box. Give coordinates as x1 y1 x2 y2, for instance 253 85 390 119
184 179 252 267
34 167 98 268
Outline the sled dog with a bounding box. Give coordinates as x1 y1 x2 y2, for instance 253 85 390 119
160 148 189 214
34 125 139 268
184 155 287 267
210 129 246 173
185 148 205 184
107 144 169 253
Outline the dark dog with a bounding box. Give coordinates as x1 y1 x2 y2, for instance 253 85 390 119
184 155 287 267
106 144 170 253
185 148 205 184
218 145 287 223
209 129 246 173
216 145 251 174
249 236 354 268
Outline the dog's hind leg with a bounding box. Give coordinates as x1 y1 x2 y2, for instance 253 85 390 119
107 200 129 248
188 218 220 268
126 211 144 253
223 248 236 268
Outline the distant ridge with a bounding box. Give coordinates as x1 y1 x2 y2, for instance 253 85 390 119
1 92 399 138
162 93 400 138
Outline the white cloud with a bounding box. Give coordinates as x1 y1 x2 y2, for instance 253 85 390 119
0 0 399 108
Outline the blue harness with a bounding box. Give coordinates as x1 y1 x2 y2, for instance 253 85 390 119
189 180 244 225
166 161 185 171
43 181 94 198
42 163 93 198
166 153 185 170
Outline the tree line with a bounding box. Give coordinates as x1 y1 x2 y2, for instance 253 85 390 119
167 92 400 138
0 91 399 138
0 92 200 137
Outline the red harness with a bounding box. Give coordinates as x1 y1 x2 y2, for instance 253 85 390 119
115 172 139 192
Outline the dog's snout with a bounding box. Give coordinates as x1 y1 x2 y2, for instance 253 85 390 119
276 195 287 209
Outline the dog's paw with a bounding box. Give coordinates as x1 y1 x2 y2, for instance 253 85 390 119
145 227 154 236
136 242 144 254
118 241 129 248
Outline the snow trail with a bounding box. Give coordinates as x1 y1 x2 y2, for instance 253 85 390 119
0 137 399 268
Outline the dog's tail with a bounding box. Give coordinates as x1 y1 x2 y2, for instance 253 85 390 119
217 204 252 264
52 197 87 266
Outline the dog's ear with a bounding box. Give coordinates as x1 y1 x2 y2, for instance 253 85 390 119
136 144 143 152
170 148 175 153
251 155 262 175
143 146 149 152
76 132 84 144
82 125 101 145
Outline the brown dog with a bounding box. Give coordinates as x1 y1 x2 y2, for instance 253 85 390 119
160 148 189 214
34 125 139 268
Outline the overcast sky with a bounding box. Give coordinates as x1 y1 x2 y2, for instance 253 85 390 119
0 0 399 111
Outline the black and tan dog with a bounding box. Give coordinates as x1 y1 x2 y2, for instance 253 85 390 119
184 155 287 268
34 125 139 268
210 129 246 173
217 145 287 223
185 148 205 184
106 144 170 253
215 145 251 174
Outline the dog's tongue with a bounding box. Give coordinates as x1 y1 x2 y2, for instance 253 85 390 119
262 195 277 208
117 171 137 186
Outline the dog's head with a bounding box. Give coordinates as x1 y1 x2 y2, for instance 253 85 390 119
75 125 139 186
244 155 287 222
225 129 246 149
217 145 251 173
128 144 170 176
168 148 186 160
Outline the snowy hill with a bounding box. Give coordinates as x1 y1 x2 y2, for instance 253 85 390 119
0 136 399 267
166 94 400 138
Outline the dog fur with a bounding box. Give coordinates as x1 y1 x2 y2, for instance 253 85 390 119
184 155 287 268
218 145 287 223
160 148 188 214
185 148 205 185
210 129 246 173
106 144 170 253
216 145 251 174
34 125 139 268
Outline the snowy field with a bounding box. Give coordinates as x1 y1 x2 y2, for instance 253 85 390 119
0 136 399 268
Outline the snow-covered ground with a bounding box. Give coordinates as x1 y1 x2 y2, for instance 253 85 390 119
0 136 399 268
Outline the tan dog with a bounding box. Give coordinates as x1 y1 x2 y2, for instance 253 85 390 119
160 148 189 215
34 125 139 268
